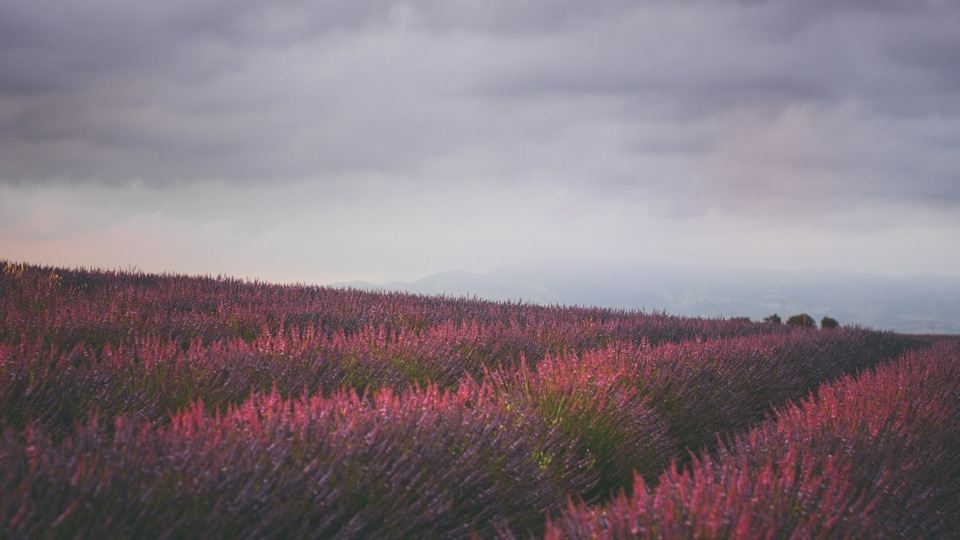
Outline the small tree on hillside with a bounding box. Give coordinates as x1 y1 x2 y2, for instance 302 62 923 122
821 316 840 329
763 314 781 324
787 313 816 329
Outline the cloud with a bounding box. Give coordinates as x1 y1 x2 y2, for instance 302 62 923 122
1 0 958 242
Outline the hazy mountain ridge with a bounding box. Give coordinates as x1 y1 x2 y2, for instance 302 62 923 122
333 264 960 334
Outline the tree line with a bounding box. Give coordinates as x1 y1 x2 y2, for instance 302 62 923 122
758 313 839 329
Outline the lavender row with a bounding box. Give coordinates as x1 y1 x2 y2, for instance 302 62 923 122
544 341 960 539
0 261 923 439
0 381 598 539
2 260 785 356
0 260 942 536
1 339 952 538
482 327 921 500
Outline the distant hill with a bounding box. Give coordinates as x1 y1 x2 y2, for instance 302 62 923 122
333 263 960 334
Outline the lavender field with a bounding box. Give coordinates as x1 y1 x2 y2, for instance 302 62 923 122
1 261 958 538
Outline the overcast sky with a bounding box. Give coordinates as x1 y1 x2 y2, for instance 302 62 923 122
2 0 959 285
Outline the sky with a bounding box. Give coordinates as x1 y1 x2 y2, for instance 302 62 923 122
2 0 959 285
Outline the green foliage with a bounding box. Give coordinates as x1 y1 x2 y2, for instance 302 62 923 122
821 316 840 329
787 313 817 328
493 351 676 501
763 313 781 324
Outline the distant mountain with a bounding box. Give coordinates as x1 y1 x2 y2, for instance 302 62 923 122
332 263 960 335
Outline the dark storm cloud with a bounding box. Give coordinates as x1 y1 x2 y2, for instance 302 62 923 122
1 0 958 214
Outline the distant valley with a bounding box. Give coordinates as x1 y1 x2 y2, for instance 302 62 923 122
334 263 960 335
